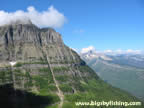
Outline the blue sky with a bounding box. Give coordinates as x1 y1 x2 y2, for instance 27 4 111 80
0 0 144 51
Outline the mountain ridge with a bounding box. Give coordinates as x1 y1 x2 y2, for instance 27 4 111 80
0 22 143 108
81 51 144 102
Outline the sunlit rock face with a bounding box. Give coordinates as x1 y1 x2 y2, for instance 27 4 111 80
0 21 80 63
0 21 94 88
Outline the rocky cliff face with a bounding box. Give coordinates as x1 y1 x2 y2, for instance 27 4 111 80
0 22 97 108
0 22 79 63
0 22 143 108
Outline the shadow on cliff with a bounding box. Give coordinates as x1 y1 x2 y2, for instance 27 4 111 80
0 84 54 108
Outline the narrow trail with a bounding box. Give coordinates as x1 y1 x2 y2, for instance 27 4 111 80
10 64 16 90
46 55 64 108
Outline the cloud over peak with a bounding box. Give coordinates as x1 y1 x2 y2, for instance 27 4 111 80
80 46 95 54
0 6 66 28
80 46 143 55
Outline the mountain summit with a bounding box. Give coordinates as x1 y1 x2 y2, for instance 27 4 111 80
0 21 68 62
0 22 143 108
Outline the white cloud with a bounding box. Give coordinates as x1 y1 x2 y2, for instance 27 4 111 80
0 6 66 28
126 49 134 53
126 49 142 54
80 46 143 55
104 50 113 53
115 49 123 54
104 49 143 55
80 46 95 54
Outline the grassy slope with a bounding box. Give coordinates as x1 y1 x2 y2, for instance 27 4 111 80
52 65 144 108
0 62 144 108
89 60 144 102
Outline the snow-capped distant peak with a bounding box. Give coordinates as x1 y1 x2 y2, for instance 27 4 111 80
80 51 112 61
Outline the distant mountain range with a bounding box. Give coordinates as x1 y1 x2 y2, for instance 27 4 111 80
80 51 144 102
